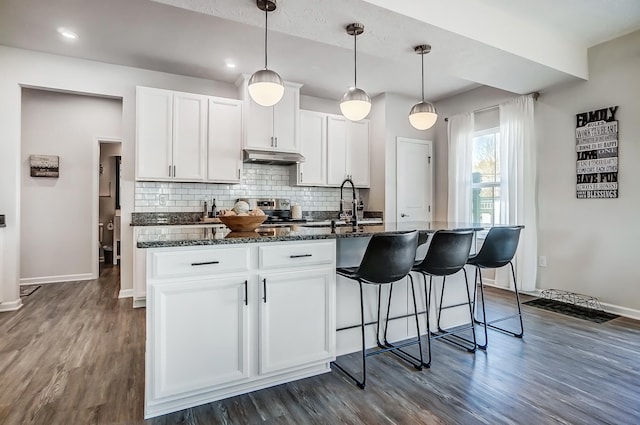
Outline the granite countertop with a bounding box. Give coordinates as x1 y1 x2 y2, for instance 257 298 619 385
136 221 492 248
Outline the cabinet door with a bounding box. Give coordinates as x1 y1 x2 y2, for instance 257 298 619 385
259 268 335 375
296 110 326 186
208 98 243 183
147 277 250 400
173 92 207 181
245 98 274 150
348 120 370 187
327 115 348 186
136 87 173 180
272 85 298 152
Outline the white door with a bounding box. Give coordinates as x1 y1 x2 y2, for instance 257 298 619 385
297 110 326 186
136 87 173 180
259 269 335 374
396 138 433 223
208 98 243 183
148 277 250 400
172 92 207 181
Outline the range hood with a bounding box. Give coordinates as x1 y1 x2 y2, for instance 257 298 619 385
243 149 305 165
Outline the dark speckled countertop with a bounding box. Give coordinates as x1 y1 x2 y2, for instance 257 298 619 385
136 221 494 248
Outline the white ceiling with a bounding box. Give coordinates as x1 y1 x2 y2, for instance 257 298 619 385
1 0 639 102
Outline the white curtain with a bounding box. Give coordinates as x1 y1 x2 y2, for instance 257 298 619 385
498 95 537 292
447 112 475 224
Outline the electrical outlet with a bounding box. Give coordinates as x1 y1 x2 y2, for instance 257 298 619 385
538 256 547 267
158 194 167 206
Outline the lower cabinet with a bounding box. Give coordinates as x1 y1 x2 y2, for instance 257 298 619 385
145 240 336 419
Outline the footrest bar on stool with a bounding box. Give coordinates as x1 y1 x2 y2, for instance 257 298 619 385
331 361 365 389
430 330 476 352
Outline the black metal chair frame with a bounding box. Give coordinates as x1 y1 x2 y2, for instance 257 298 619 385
332 231 425 389
470 226 524 350
413 229 477 354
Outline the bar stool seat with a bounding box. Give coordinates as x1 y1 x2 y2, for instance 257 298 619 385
468 226 523 349
333 230 422 389
412 229 476 358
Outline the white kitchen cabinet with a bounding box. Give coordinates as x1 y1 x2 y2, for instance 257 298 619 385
144 240 336 419
147 276 249 400
295 110 326 186
208 98 243 183
240 77 302 152
136 87 207 181
259 268 335 374
326 115 370 187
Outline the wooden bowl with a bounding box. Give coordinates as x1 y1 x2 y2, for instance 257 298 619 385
218 215 267 232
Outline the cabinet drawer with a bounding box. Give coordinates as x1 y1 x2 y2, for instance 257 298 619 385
149 246 250 279
259 242 334 269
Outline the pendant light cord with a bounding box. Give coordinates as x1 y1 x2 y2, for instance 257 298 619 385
264 6 268 69
421 51 425 101
353 32 358 87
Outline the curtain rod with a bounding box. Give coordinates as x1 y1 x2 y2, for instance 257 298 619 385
443 91 539 122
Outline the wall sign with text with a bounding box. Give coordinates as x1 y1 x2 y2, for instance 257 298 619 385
575 106 618 199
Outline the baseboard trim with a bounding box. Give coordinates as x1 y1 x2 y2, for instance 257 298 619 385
20 273 96 285
0 298 24 312
118 289 133 299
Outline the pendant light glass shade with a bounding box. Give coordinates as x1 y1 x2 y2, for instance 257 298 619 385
409 44 438 130
340 87 371 122
248 0 284 107
248 69 284 106
409 101 438 130
340 23 370 121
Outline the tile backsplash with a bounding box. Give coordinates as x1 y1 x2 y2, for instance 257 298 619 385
135 163 363 213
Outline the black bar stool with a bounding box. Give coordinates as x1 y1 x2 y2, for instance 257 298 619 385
412 229 476 358
467 226 523 349
332 230 422 389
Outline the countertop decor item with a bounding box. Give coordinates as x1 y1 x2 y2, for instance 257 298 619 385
218 215 267 232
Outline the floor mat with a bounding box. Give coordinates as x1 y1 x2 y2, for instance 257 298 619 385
20 285 41 297
523 298 619 323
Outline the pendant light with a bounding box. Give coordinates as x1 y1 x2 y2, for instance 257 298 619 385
340 23 371 121
409 44 438 130
248 0 284 107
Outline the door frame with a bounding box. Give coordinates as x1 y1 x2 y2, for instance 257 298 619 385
395 137 433 223
94 137 122 278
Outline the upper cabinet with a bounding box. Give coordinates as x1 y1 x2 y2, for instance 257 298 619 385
238 76 302 152
325 114 371 188
295 110 326 186
208 98 243 183
136 86 243 183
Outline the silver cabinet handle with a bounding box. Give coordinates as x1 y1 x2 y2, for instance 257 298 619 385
300 171 303 182
275 137 278 147
173 165 176 177
290 254 312 258
168 165 172 177
190 260 220 266
238 168 241 179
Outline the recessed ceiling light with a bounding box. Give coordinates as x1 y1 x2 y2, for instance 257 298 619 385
226 62 236 69
57 27 78 40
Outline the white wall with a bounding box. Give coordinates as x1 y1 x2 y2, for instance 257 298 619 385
432 30 640 315
21 89 122 283
0 46 238 307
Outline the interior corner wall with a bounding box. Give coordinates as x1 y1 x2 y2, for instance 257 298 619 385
0 46 238 305
431 30 640 315
21 89 122 282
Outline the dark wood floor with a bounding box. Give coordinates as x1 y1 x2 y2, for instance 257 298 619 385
1 266 639 425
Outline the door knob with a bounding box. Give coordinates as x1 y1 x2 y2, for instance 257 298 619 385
401 213 409 218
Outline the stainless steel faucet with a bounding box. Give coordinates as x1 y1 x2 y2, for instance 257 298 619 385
339 177 358 227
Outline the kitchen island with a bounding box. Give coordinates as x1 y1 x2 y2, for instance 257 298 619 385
139 221 488 418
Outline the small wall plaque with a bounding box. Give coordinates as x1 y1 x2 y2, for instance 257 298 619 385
30 154 60 178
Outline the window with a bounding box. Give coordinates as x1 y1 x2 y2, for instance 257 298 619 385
471 127 502 225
